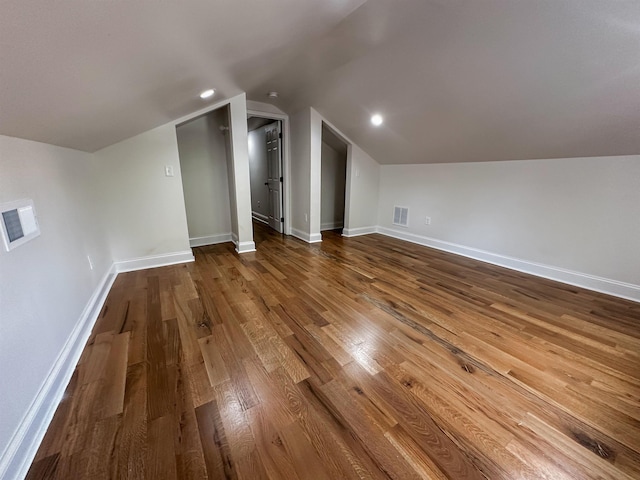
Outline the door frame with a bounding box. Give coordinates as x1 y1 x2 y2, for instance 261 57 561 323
264 121 283 233
247 109 292 236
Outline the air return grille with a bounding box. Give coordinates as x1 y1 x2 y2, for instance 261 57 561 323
392 206 409 227
1 199 40 251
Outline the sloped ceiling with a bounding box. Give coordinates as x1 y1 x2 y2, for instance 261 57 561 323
0 0 367 152
2 0 640 164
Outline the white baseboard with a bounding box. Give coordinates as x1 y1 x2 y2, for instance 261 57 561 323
0 265 117 480
342 226 377 237
229 232 255 254
189 234 233 248
376 226 640 303
309 233 322 243
321 221 344 231
291 228 322 244
252 211 269 225
291 228 307 242
114 250 194 273
236 241 256 254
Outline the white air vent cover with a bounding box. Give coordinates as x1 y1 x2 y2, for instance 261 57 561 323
1 199 40 251
392 206 409 227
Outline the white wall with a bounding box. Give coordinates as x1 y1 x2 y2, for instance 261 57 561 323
176 109 232 244
290 108 313 240
377 156 640 299
0 135 112 478
95 123 193 264
225 129 239 241
320 141 346 230
291 108 381 240
344 144 380 234
308 109 323 242
94 92 255 262
290 107 323 242
248 126 269 221
227 94 255 253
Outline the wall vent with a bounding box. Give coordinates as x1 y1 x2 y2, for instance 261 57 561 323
392 206 409 227
1 199 40 251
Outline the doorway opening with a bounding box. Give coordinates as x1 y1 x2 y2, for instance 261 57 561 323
321 122 348 235
248 116 284 234
176 105 237 248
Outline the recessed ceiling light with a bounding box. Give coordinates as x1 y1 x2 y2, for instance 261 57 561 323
267 91 279 98
199 89 215 99
371 113 383 126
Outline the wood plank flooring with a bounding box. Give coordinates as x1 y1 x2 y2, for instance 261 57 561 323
27 223 640 479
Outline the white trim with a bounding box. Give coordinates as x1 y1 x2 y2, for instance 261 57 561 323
342 226 377 237
376 226 640 303
0 265 117 480
321 221 344 231
174 97 236 128
236 241 256 254
114 250 194 273
252 211 269 225
320 116 357 146
291 228 322 243
189 234 233 248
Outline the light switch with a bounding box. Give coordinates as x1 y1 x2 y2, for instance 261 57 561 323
165 165 174 177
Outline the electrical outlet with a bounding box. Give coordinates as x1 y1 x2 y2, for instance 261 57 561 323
87 255 94 271
304 213 308 222
425 216 431 225
165 165 174 177
257 200 261 207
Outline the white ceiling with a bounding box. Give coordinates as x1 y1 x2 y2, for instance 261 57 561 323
2 0 640 164
0 0 366 152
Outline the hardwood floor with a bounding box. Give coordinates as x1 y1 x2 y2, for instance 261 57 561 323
27 223 640 479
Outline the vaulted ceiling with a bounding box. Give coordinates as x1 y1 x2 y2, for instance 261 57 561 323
2 0 640 164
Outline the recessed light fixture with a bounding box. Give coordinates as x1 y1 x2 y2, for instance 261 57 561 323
267 91 279 98
199 89 215 99
371 113 383 126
